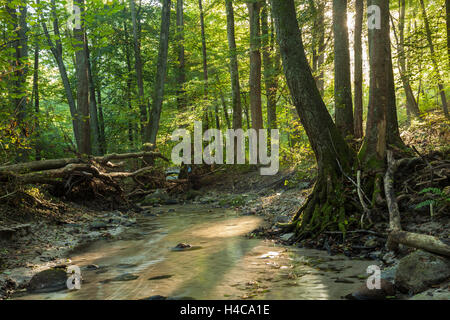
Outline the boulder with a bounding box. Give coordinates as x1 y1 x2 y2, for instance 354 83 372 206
349 279 396 300
142 189 170 205
395 250 450 294
27 268 68 293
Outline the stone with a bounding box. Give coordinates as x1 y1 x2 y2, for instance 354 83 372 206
100 273 139 283
175 243 192 249
395 250 450 294
280 233 295 242
381 265 398 282
27 268 68 293
84 264 100 270
349 279 396 300
410 287 450 300
184 189 203 200
142 189 170 205
90 220 108 230
382 252 397 265
364 238 379 248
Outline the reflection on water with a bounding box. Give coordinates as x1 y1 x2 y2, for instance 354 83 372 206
17 205 376 300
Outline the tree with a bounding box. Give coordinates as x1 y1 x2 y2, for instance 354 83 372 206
73 0 92 155
129 0 147 138
419 0 448 117
32 36 40 160
146 0 171 146
40 0 80 149
271 0 355 237
353 0 364 138
247 0 264 133
198 0 210 129
225 0 243 130
360 0 406 204
176 0 186 110
85 39 102 155
261 0 277 130
333 0 354 137
392 0 420 118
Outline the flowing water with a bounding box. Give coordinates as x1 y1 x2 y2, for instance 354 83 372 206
18 205 375 300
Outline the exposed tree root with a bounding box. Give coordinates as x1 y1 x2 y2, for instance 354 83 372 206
384 149 450 256
288 172 361 240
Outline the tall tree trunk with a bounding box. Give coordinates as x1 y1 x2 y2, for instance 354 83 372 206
32 39 40 161
176 0 186 110
309 0 324 96
360 0 405 188
198 0 209 129
271 0 355 237
146 0 171 146
40 0 80 149
354 0 364 139
446 0 450 64
419 0 449 117
129 0 147 138
8 2 29 160
73 0 91 155
395 0 420 117
247 1 264 132
261 1 277 131
333 0 354 137
124 19 134 147
316 1 325 96
225 0 243 130
85 39 101 155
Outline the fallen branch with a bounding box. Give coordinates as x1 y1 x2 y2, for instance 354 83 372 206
389 230 450 257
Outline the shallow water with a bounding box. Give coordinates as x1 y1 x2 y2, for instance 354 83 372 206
17 205 377 300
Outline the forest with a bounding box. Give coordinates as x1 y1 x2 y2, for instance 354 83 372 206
0 0 449 302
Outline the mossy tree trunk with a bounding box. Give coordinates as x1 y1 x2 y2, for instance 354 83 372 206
271 0 356 238
359 0 407 205
333 0 354 137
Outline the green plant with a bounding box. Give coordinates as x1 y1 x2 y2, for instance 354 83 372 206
415 187 450 216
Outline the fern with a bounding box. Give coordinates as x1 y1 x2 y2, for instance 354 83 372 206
418 187 443 196
415 199 436 209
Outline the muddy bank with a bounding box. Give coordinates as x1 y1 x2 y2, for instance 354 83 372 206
0 201 140 299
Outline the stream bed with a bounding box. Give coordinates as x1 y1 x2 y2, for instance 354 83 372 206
16 205 378 300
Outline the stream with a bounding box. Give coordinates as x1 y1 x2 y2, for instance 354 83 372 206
17 205 377 300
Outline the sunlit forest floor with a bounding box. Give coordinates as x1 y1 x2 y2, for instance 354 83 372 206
0 110 449 299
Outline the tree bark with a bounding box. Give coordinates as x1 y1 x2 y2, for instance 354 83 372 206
198 0 210 129
354 0 364 139
333 0 354 137
360 0 390 169
85 38 101 155
419 0 449 117
261 1 277 130
271 0 355 237
146 0 171 146
447 0 450 62
247 1 264 132
73 0 92 155
32 38 40 161
225 0 243 130
129 0 148 138
176 0 186 110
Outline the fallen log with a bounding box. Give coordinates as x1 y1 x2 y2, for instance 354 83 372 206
389 230 450 257
0 152 168 174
